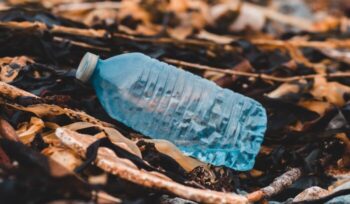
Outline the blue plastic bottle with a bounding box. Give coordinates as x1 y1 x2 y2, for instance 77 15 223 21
76 52 267 171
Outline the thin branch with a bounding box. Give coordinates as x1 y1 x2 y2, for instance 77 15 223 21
53 37 111 52
52 1 121 13
164 58 350 82
247 168 302 202
56 128 248 204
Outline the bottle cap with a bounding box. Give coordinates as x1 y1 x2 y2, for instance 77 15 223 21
76 52 99 83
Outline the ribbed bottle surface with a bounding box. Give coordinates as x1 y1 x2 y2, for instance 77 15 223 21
90 53 267 171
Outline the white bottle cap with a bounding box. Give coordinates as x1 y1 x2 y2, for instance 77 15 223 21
76 52 99 83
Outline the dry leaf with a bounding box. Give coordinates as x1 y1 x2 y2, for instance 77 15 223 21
143 139 205 172
16 117 45 144
311 76 350 106
0 56 33 83
267 83 301 98
299 100 331 116
42 146 83 171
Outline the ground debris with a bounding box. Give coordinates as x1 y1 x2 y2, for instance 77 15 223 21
0 0 349 203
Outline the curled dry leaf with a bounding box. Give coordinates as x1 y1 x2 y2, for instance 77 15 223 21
42 146 82 171
16 117 45 144
298 100 332 116
41 121 141 158
42 122 62 146
267 82 303 98
102 127 141 158
311 76 350 106
0 56 33 83
55 128 248 204
44 122 202 172
143 139 205 172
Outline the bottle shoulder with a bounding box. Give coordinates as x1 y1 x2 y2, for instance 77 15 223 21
91 53 153 88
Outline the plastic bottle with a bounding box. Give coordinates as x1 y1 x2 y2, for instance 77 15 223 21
76 52 267 171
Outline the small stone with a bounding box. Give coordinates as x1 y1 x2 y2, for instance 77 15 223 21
293 186 329 202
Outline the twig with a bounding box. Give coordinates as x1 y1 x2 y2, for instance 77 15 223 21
94 191 122 204
0 81 38 99
164 58 350 82
0 81 113 127
56 128 248 204
251 38 350 49
247 168 302 202
53 37 111 52
52 1 121 13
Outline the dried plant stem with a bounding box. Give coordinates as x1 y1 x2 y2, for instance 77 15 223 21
251 38 350 49
164 58 350 82
0 81 38 99
52 1 121 13
56 128 248 204
247 168 302 202
53 37 111 52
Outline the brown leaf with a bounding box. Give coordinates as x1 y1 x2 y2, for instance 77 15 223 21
42 146 82 171
311 76 350 106
143 139 205 172
16 117 45 144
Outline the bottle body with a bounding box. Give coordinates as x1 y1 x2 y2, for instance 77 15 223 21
90 53 267 171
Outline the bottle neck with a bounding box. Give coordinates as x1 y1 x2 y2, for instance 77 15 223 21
76 52 100 83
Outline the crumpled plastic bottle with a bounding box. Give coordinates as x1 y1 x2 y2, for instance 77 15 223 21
76 52 267 171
